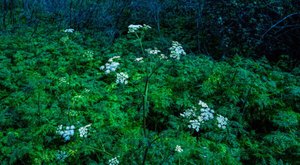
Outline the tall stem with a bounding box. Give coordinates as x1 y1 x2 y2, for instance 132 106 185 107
143 77 149 137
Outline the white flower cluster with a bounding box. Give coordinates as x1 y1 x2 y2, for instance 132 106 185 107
175 145 183 153
159 54 168 60
169 41 186 60
135 57 144 62
128 24 151 33
100 56 120 74
79 124 92 138
217 115 228 129
145 48 161 55
56 125 75 141
180 107 196 118
108 157 119 165
181 100 228 132
64 28 74 33
116 72 129 84
145 48 168 60
200 106 214 121
56 150 68 162
188 116 203 132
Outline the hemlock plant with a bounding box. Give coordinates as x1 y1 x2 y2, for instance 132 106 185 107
0 24 299 165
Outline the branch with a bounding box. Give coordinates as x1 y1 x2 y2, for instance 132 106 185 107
261 13 300 38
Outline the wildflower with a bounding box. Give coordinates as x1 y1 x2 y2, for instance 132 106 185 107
128 24 143 33
100 61 120 74
180 107 196 119
169 41 186 60
116 72 129 84
145 48 161 55
188 116 204 132
217 115 228 129
175 145 183 153
128 24 151 33
200 107 214 121
64 28 74 33
79 124 92 138
198 100 208 108
57 125 75 141
56 150 68 162
108 157 119 165
135 57 144 62
159 54 168 59
108 56 120 62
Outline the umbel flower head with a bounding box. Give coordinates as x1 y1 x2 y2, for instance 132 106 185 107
169 41 186 60
217 115 228 129
100 56 120 74
64 28 74 33
79 124 92 138
128 24 151 33
175 145 183 153
108 157 120 165
181 100 229 132
56 125 75 141
116 72 129 84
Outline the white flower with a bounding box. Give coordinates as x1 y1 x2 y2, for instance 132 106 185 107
116 72 129 84
200 107 214 121
128 24 143 33
145 48 161 55
79 124 92 138
188 116 204 132
135 57 144 62
128 24 151 33
180 107 196 119
57 125 76 141
64 28 74 33
159 54 168 59
108 157 119 165
175 145 183 153
198 100 208 108
100 61 120 74
169 41 186 60
217 115 228 129
108 56 120 62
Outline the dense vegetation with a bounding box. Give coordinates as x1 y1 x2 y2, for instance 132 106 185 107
1 0 300 164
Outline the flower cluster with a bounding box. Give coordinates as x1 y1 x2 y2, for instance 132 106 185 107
79 124 92 138
200 106 214 121
169 41 186 60
56 150 68 162
64 28 74 33
145 48 161 55
108 157 119 165
116 72 129 84
83 50 94 60
175 145 183 153
181 100 228 132
100 56 120 74
188 116 203 132
135 57 144 62
56 125 75 141
128 24 151 33
180 107 196 118
217 115 228 129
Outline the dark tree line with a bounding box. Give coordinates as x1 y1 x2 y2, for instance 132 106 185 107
1 0 300 63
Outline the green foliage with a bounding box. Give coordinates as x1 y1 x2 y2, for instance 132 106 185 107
0 24 299 164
